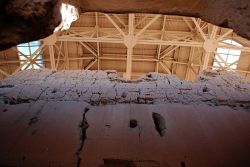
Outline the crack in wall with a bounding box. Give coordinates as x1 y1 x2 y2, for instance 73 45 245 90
28 102 47 127
0 85 14 88
129 119 142 141
3 96 34 105
76 107 90 167
99 158 162 167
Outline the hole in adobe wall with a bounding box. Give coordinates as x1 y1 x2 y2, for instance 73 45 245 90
180 161 186 167
51 89 57 93
202 87 208 92
152 112 166 137
129 119 138 128
121 92 127 98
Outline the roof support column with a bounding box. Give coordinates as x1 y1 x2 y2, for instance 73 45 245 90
49 45 56 70
202 25 218 70
185 47 195 81
124 14 136 80
95 12 101 71
156 15 167 72
43 34 57 71
63 42 70 70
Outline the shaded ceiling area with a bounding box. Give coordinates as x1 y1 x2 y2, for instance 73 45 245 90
0 0 250 50
1 12 250 81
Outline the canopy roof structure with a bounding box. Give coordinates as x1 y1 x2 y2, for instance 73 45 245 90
1 12 250 81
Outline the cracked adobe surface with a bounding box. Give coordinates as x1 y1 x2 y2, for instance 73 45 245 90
0 69 250 166
0 69 249 110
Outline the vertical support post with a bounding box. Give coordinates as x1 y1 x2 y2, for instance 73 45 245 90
96 12 101 71
126 46 133 79
156 15 166 73
202 25 218 70
43 34 57 71
185 47 195 80
49 45 56 70
64 41 70 70
124 13 135 80
202 52 210 70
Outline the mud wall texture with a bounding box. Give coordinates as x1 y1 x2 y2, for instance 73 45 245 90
0 0 250 51
0 69 250 167
0 69 249 110
1 102 250 167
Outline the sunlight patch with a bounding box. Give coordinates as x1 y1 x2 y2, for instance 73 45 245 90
55 3 79 32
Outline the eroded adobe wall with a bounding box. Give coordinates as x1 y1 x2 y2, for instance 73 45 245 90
0 69 250 167
0 69 249 110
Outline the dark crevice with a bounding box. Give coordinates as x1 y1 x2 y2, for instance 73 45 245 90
4 97 33 105
202 86 208 93
51 89 57 93
129 119 141 141
28 102 46 127
99 159 162 167
105 124 111 128
152 112 166 137
202 99 250 111
180 161 186 167
138 126 142 139
28 117 39 126
99 158 136 167
121 92 127 98
0 85 14 88
147 74 152 78
129 119 138 128
36 87 49 101
76 107 90 167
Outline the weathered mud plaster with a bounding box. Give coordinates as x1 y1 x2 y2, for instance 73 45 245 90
1 102 250 167
0 69 249 110
81 104 250 167
0 69 250 167
0 100 89 167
